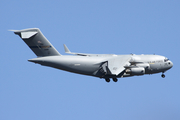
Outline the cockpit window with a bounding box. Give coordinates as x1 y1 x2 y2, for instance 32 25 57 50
164 58 169 62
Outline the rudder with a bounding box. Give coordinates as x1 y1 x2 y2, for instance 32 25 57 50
12 28 61 57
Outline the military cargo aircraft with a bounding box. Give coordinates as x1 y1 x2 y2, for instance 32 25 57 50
12 28 173 82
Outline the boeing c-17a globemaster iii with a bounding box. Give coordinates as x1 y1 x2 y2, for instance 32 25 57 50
12 28 173 82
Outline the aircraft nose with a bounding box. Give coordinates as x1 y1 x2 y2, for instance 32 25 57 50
168 60 173 68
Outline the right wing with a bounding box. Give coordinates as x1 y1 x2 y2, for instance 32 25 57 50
63 44 87 56
63 44 116 57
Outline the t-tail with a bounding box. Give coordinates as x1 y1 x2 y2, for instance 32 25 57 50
12 28 61 57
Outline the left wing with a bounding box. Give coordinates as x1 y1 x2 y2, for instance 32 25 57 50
93 55 132 78
107 55 131 76
64 44 132 77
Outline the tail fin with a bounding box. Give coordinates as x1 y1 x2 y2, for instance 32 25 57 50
12 28 61 57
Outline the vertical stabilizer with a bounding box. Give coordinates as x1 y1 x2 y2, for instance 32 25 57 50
12 28 61 57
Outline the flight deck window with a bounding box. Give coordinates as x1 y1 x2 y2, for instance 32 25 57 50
164 58 169 62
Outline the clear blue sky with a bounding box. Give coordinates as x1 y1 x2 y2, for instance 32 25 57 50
1 0 180 120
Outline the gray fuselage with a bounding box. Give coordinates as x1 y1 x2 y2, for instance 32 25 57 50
29 54 173 78
13 28 173 82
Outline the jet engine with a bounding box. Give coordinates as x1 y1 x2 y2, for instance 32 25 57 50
126 67 145 75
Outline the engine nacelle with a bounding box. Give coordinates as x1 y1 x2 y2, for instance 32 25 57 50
126 67 145 75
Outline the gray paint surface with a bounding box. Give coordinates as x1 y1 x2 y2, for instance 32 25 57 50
13 28 173 82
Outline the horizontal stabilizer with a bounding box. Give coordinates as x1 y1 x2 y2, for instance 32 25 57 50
21 31 38 39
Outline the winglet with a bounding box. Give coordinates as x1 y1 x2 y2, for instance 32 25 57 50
63 44 89 56
63 44 71 53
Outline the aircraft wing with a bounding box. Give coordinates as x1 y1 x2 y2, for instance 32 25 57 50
94 55 132 78
64 44 132 77
107 55 131 76
63 44 87 56
63 44 116 57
